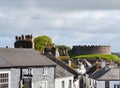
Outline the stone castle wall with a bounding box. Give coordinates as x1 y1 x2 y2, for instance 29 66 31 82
70 45 111 55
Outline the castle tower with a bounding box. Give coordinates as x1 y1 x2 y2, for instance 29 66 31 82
70 45 111 55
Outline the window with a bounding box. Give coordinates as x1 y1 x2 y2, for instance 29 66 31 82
89 79 91 86
41 81 47 88
43 67 47 75
114 84 120 88
94 81 97 88
105 81 109 88
23 78 32 88
62 81 65 88
0 71 9 88
68 80 72 88
28 68 32 75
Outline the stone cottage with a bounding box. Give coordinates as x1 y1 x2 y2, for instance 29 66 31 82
0 48 56 88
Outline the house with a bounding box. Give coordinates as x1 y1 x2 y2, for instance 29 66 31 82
13 34 81 88
85 67 120 88
0 48 56 88
45 53 80 88
55 63 74 88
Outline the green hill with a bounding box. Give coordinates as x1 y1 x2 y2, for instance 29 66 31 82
72 54 120 62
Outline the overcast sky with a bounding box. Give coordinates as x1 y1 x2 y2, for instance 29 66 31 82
0 0 120 52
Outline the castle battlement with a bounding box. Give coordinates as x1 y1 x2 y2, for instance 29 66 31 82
70 45 111 55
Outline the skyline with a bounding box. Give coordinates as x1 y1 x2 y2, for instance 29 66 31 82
0 0 120 52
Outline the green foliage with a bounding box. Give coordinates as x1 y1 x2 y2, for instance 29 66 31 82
56 45 71 56
34 35 53 51
56 45 71 50
72 54 120 62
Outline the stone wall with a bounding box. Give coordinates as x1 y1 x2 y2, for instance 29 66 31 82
70 45 111 55
0 66 55 88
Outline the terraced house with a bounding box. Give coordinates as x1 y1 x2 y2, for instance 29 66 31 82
0 48 56 88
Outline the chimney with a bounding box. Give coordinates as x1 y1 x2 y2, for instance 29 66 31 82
25 35 29 41
29 34 33 41
19 36 21 41
21 35 24 40
14 34 34 48
15 36 19 41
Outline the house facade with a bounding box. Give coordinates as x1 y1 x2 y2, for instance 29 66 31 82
55 76 73 88
0 48 56 88
45 53 80 88
85 67 120 88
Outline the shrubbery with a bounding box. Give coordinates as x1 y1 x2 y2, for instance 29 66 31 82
72 54 120 62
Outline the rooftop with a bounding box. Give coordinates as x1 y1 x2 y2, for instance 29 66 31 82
90 67 120 81
0 48 56 68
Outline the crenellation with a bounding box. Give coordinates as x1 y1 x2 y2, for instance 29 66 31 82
70 45 111 55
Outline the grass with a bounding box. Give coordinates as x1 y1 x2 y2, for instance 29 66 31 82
72 54 120 62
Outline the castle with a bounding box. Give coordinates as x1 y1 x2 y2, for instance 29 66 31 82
69 45 111 55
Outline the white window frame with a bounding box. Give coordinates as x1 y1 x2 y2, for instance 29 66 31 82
0 71 10 88
43 67 47 75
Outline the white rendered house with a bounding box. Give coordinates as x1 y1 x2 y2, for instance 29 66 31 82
86 67 120 88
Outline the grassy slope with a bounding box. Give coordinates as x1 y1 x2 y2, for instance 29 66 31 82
72 54 120 62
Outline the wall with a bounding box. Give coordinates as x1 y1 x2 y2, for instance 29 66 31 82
97 81 120 88
32 67 55 88
0 68 21 88
55 76 73 88
0 66 55 88
70 45 111 55
97 81 105 88
110 81 120 88
10 68 21 88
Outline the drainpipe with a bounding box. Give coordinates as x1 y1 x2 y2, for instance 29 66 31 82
19 68 22 88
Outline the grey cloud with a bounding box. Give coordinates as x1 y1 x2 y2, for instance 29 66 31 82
0 0 120 11
0 0 120 52
24 0 120 10
0 7 120 35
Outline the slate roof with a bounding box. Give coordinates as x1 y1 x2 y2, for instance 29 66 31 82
55 64 73 78
0 48 56 68
45 53 79 78
90 67 120 81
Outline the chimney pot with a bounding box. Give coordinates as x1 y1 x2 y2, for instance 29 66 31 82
15 36 19 41
19 36 21 41
21 35 24 40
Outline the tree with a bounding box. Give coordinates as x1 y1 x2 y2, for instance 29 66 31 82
56 45 71 50
56 45 71 56
34 35 53 51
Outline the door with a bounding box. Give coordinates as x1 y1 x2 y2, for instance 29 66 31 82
23 78 32 88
